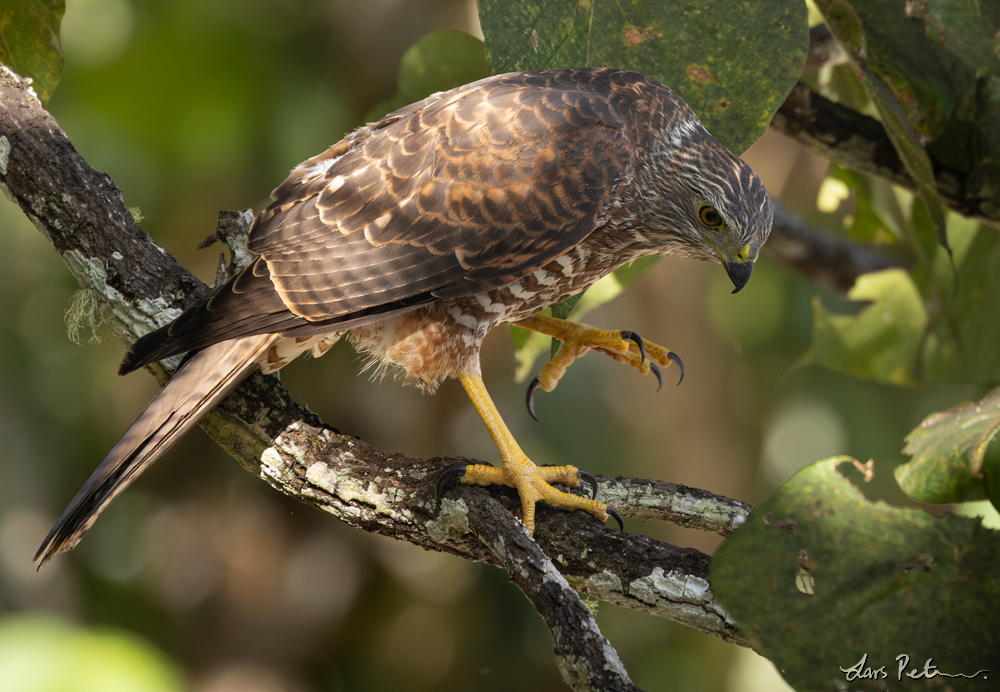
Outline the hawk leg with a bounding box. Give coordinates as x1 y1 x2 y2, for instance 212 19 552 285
515 314 683 411
456 374 616 534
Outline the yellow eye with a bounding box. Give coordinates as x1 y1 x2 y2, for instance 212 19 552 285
698 205 724 228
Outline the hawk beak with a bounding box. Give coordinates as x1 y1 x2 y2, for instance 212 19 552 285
724 259 753 294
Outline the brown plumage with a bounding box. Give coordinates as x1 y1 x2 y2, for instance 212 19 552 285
37 68 772 564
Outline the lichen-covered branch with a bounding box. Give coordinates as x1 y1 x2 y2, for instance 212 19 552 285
2 65 750 691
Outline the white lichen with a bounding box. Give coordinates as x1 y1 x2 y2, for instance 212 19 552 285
0 135 10 175
425 498 470 542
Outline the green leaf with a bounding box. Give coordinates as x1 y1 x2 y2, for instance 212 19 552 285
816 0 948 254
365 30 490 122
478 0 808 154
905 0 1000 78
0 0 65 103
920 221 1000 384
712 457 1000 692
796 269 926 387
896 387 1000 504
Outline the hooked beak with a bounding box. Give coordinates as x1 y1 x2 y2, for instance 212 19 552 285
724 259 754 294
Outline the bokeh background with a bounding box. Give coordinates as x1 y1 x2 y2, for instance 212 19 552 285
0 1 993 691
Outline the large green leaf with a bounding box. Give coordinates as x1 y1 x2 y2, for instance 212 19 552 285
712 457 1000 692
896 387 1000 505
478 0 808 154
0 0 64 103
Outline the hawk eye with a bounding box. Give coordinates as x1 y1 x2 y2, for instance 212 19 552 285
698 205 724 229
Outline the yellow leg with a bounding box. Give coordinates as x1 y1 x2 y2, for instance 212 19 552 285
515 314 682 395
458 373 610 534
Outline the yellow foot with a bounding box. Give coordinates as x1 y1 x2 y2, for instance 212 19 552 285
445 374 624 534
514 314 684 420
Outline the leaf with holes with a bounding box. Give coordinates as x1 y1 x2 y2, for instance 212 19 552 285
712 457 1000 691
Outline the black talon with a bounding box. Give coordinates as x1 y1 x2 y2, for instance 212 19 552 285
620 330 646 364
526 375 542 422
668 351 685 386
578 470 598 499
436 465 469 498
607 507 624 531
649 362 663 392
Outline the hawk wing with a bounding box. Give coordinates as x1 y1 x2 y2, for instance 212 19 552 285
123 69 655 372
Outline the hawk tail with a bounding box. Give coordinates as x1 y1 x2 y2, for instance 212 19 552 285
34 333 277 567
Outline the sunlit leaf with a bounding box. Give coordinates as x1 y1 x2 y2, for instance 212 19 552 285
478 0 808 154
0 0 65 102
796 269 926 386
816 0 947 254
713 457 1000 691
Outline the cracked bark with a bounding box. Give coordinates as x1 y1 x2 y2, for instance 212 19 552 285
1 65 751 691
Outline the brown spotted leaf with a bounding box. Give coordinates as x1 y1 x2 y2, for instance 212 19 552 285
478 0 807 154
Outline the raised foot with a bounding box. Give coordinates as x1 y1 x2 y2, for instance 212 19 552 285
516 314 683 420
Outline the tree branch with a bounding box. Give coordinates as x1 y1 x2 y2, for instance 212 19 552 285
771 81 999 229
1 65 751 690
764 204 904 294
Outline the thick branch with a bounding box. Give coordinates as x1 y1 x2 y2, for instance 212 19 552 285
1 65 749 690
771 82 999 228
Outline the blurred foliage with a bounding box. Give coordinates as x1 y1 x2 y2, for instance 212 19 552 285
0 0 64 102
713 457 999 691
366 29 491 122
479 0 808 154
815 0 947 249
797 268 925 387
0 614 185 692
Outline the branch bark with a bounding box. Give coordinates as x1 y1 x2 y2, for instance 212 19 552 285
771 82 999 229
1 65 753 690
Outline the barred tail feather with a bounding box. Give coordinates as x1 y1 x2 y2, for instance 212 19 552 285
35 334 278 566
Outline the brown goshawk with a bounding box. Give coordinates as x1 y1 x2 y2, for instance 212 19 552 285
36 68 772 564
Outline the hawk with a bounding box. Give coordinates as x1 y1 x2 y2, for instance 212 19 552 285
36 68 772 564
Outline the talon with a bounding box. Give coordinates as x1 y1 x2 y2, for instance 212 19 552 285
607 507 624 531
668 351 685 385
436 465 469 498
526 375 542 422
578 470 598 499
649 362 663 392
620 330 646 364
